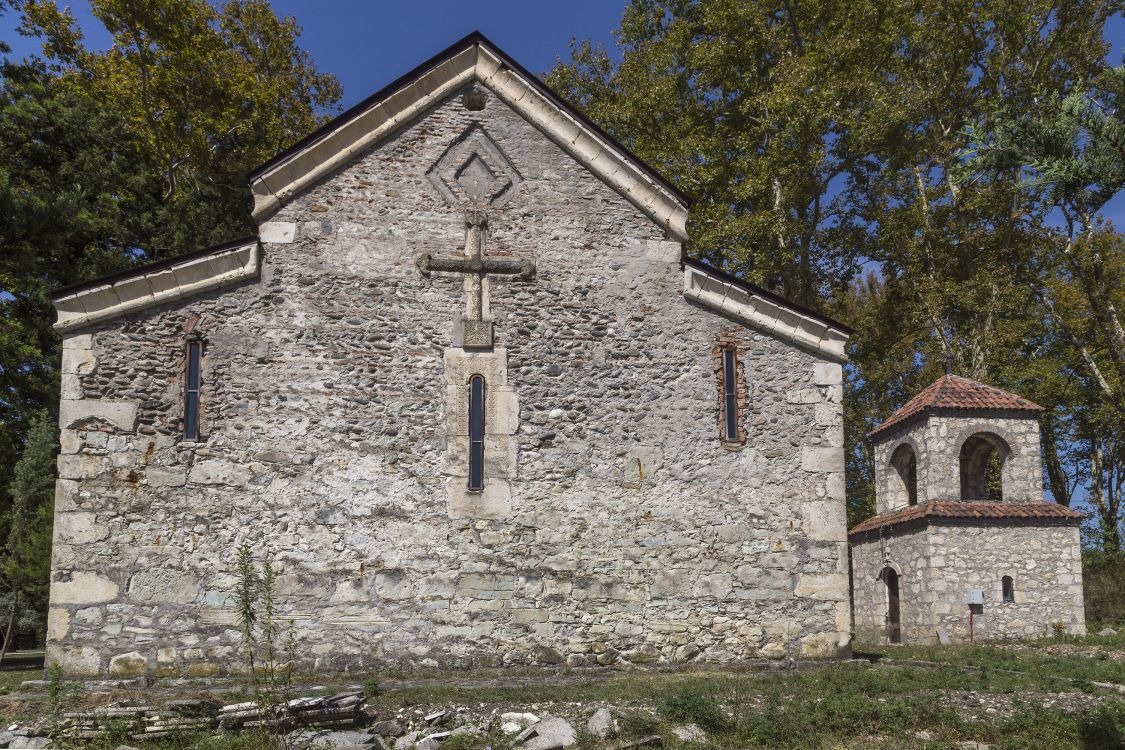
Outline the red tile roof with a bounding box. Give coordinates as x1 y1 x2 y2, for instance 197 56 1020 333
848 500 1085 536
868 375 1044 441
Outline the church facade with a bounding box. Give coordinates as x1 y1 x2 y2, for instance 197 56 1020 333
850 375 1086 645
47 34 852 677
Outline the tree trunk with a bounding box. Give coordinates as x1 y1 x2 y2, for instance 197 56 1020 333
0 591 20 668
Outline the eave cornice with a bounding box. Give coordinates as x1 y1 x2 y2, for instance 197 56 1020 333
52 239 261 332
682 263 850 362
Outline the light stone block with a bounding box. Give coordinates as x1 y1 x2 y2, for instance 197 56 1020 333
59 399 138 431
52 572 119 604
49 644 101 676
793 573 848 601
813 362 842 385
46 608 70 641
55 512 109 545
801 446 844 473
126 568 198 604
61 347 96 375
188 460 250 487
447 479 511 520
146 466 187 488
259 221 297 243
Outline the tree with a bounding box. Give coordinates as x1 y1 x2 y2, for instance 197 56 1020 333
0 411 56 660
549 1 1121 532
19 0 342 252
964 64 1125 549
0 0 341 565
0 56 163 530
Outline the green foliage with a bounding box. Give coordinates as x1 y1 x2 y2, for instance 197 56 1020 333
1 410 56 649
1083 550 1125 623
232 543 298 749
658 682 729 732
0 2 341 637
615 711 658 738
362 675 382 699
550 1 1125 545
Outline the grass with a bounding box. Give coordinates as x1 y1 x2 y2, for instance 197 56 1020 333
859 637 1125 687
0 635 1122 750
0 668 40 694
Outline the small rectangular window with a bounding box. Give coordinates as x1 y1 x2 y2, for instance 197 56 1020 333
1002 576 1015 603
722 349 739 441
184 340 202 441
468 375 485 491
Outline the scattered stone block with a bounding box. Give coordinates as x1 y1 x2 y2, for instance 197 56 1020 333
670 725 706 743
937 628 952 645
500 712 540 734
393 732 420 750
514 716 577 750
614 737 661 749
586 708 615 739
1099 627 1117 637
370 720 404 738
9 739 50 750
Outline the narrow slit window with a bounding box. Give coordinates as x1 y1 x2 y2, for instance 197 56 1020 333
1002 575 1015 603
468 375 486 491
184 339 202 441
722 349 739 441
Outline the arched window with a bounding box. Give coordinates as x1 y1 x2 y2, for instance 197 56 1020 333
959 432 1008 502
1002 575 1015 603
468 375 486 491
890 444 919 507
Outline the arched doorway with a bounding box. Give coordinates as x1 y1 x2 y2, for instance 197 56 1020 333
882 567 901 643
959 432 1008 502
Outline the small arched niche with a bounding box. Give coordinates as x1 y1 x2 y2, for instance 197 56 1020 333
959 432 1008 502
888 443 919 509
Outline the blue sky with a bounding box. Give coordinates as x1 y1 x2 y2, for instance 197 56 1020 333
0 1 627 107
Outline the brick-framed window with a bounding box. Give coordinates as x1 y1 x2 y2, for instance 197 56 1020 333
713 335 747 446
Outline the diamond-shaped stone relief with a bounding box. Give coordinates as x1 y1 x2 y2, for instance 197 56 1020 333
427 124 522 207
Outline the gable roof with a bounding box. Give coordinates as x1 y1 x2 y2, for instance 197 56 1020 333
247 31 690 241
848 500 1084 537
868 374 1044 441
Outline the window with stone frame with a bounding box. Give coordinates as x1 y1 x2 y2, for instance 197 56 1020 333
183 337 203 441
1002 575 1015 603
713 336 747 446
468 374 486 491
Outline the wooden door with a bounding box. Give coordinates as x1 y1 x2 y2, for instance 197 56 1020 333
884 567 901 644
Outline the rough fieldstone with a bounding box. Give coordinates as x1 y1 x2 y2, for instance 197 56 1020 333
370 721 404 738
108 651 147 677
126 569 198 604
586 708 615 739
1099 627 1117 636
501 713 540 734
393 733 419 750
671 725 707 743
514 716 576 750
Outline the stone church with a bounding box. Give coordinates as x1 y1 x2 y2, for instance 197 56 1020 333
47 33 853 677
850 375 1086 644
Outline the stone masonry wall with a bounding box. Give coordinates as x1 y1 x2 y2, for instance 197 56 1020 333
873 414 1044 513
48 85 850 677
923 524 1085 641
850 528 931 643
851 523 1085 645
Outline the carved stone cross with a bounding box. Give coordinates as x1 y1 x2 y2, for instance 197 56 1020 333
417 211 535 349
